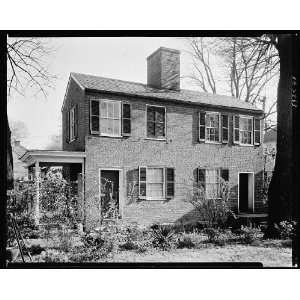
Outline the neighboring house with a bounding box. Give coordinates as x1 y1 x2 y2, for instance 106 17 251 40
12 140 29 180
21 47 266 229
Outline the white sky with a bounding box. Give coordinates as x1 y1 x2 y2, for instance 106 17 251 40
7 37 277 149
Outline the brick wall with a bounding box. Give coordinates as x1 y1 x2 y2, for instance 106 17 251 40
62 76 88 152
83 92 265 229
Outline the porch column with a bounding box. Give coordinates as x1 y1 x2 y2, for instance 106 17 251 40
34 161 40 226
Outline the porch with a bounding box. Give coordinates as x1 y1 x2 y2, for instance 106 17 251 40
20 150 86 226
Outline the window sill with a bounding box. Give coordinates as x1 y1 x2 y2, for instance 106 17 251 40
138 197 170 201
239 143 254 147
145 137 167 141
204 141 222 145
90 133 124 139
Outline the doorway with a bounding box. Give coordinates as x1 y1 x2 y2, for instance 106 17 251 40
238 172 254 213
100 170 120 219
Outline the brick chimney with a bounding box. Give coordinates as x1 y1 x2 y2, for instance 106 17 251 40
147 47 180 90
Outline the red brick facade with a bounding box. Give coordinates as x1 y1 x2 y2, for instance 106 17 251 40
62 86 265 230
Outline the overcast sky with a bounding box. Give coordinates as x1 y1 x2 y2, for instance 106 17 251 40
7 37 277 149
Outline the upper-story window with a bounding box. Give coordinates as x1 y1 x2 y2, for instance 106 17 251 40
206 112 220 142
239 116 253 145
146 105 166 139
90 97 131 137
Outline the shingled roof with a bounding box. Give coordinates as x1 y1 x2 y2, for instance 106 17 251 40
70 72 262 112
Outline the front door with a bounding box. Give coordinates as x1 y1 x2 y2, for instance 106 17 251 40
100 170 120 219
239 173 254 213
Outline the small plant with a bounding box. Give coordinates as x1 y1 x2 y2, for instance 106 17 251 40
240 225 262 244
177 234 195 249
29 244 45 255
56 227 74 252
151 225 175 250
203 227 221 243
274 221 296 240
42 249 69 262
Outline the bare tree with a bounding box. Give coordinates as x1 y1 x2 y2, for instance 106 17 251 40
184 37 279 126
7 37 56 97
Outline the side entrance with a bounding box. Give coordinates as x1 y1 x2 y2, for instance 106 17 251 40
238 172 255 213
99 168 123 220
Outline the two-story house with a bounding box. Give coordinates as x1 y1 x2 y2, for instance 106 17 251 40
21 47 265 230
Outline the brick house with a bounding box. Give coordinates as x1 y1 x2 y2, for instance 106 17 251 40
21 47 266 229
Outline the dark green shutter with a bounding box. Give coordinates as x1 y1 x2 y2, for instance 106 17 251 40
222 114 229 143
122 103 131 136
66 111 70 143
199 111 206 141
139 166 147 198
221 169 229 181
90 100 100 133
74 105 78 139
166 168 175 198
197 168 206 190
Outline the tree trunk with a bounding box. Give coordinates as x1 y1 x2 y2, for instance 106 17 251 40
267 35 293 227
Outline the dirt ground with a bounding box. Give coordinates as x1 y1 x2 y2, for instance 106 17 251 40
113 245 292 267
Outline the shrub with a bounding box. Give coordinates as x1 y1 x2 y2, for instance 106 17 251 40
177 235 195 249
240 225 262 244
275 221 296 240
187 178 233 228
29 244 45 255
56 228 74 252
151 225 176 250
42 249 69 263
203 227 221 243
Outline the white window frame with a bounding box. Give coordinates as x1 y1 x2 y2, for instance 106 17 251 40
239 115 254 146
100 99 122 137
146 166 165 200
90 98 122 137
69 106 76 142
205 112 221 144
146 104 167 140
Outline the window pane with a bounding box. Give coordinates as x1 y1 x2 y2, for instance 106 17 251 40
113 119 121 136
107 102 113 118
147 107 155 122
140 183 146 196
100 101 107 117
123 103 131 119
147 183 164 197
156 122 165 137
113 102 120 118
147 121 155 137
107 119 113 135
148 168 163 183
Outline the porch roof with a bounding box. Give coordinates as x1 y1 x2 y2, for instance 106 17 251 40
20 150 86 167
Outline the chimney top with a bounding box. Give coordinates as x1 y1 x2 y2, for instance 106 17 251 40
147 47 180 91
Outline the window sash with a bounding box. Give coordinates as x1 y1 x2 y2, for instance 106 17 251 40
205 112 220 142
146 105 166 138
221 114 229 143
146 167 165 199
100 100 121 136
239 116 253 145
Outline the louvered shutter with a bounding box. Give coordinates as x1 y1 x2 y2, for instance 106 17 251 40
122 103 131 136
199 111 206 141
74 104 78 139
197 168 206 191
221 114 229 143
165 168 175 198
139 166 147 198
66 111 70 143
90 100 100 134
254 118 261 146
233 115 240 144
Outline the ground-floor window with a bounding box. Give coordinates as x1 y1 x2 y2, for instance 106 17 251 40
139 166 175 200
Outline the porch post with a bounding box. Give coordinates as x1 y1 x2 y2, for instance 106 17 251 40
34 161 40 226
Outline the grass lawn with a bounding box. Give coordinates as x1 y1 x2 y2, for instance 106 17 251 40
113 244 292 267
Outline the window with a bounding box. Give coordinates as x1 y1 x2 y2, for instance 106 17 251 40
69 106 76 142
206 112 220 142
197 168 229 199
90 98 131 137
240 116 253 145
100 100 121 136
147 105 166 139
138 166 175 200
147 167 164 198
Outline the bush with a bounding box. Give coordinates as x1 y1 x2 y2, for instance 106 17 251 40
275 221 296 240
29 244 45 255
187 178 233 228
177 234 195 249
240 225 262 244
203 227 221 243
42 249 69 263
56 228 74 252
151 225 175 250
